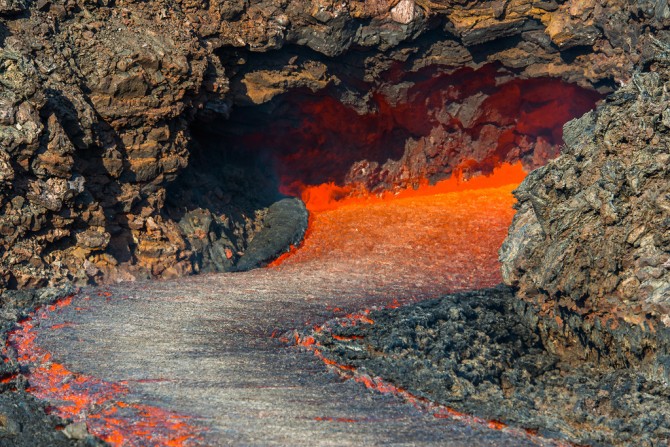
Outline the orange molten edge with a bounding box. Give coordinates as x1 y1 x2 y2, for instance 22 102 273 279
9 162 526 446
284 163 562 441
296 161 526 212
6 295 204 447
292 326 562 443
294 313 571 446
271 162 526 273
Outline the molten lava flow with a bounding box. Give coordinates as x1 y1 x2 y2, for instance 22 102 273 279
7 295 204 447
275 163 568 444
12 151 537 444
293 161 526 212
271 162 526 286
272 161 586 445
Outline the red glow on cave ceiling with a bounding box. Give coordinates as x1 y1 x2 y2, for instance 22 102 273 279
236 65 600 195
292 161 526 213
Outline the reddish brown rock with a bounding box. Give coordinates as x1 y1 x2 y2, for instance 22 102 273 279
0 0 665 294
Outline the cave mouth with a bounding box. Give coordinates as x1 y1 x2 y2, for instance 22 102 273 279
10 66 608 446
166 63 601 273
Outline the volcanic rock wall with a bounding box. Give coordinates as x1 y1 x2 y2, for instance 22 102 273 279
0 0 667 291
500 64 670 370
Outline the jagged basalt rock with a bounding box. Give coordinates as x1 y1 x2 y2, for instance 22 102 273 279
0 0 665 289
501 68 670 312
0 0 667 444
500 67 670 377
311 286 670 446
234 197 308 272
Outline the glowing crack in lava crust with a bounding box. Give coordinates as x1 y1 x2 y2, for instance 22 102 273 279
7 295 205 446
10 164 533 446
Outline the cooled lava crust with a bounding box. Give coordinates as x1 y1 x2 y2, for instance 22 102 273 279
0 0 668 445
306 286 670 446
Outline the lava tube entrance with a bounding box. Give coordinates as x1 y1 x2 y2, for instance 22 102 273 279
9 65 602 447
195 64 601 266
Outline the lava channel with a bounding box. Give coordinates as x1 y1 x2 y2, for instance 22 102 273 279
10 163 531 446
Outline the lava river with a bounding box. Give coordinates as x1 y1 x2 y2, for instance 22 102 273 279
8 163 565 446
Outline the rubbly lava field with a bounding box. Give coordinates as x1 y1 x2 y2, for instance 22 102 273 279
0 0 668 446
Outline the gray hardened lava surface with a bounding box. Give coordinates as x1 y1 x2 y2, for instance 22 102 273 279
311 285 670 446
0 0 669 445
0 184 537 447
28 277 558 447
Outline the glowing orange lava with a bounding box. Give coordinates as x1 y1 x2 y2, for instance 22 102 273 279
271 163 525 298
292 314 573 447
278 163 575 444
287 161 526 213
6 296 204 447
12 161 531 445
236 66 600 194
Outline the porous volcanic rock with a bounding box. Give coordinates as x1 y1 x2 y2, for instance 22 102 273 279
500 62 670 369
234 197 308 272
0 0 668 445
310 286 670 446
0 0 667 290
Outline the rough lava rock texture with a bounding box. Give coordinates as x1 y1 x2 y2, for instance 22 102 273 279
500 62 670 369
224 67 600 197
0 0 669 443
502 67 670 309
234 197 308 272
311 286 670 446
0 286 106 447
0 0 666 290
